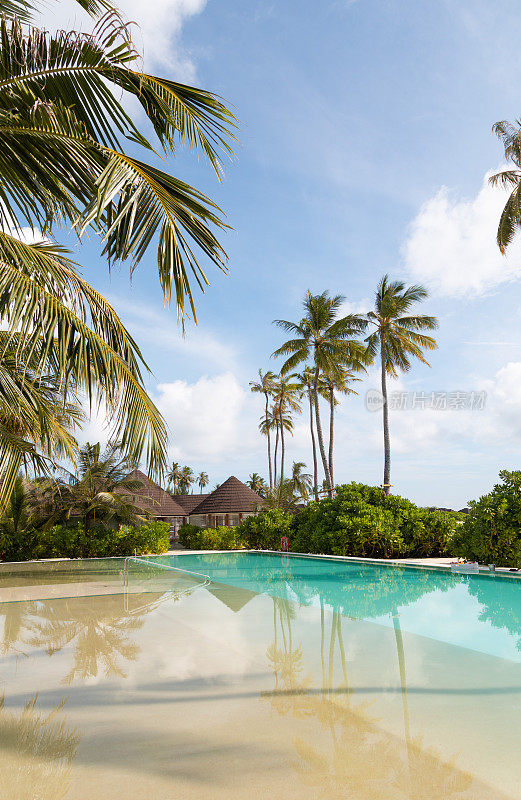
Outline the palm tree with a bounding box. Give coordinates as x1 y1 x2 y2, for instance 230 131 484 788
197 471 209 492
295 366 329 501
178 466 194 494
271 403 294 486
167 462 181 493
323 363 365 487
290 461 312 500
0 4 236 502
247 472 268 496
273 292 366 496
271 374 301 483
59 442 148 534
364 276 438 494
250 370 276 488
490 120 521 252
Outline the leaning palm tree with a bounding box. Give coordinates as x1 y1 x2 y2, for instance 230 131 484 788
364 276 438 494
197 471 209 491
249 370 276 488
273 292 367 495
0 4 236 502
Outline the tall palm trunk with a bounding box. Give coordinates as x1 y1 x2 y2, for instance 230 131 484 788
313 366 332 495
273 419 280 486
280 416 285 483
380 334 391 494
328 386 335 490
264 392 273 489
308 389 319 501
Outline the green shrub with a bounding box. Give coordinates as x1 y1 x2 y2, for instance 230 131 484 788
185 525 243 550
291 483 459 558
159 483 461 558
453 470 521 567
177 523 201 549
239 509 292 550
0 520 170 562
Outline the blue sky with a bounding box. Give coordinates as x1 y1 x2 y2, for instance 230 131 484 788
40 0 521 508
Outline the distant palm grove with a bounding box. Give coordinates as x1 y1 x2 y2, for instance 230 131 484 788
251 280 438 501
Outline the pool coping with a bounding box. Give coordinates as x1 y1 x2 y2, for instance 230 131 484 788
1 549 521 581
167 549 521 581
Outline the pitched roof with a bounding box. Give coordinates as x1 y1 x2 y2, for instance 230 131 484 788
125 469 185 516
173 494 209 514
191 476 263 515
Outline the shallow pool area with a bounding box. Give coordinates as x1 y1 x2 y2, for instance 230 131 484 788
1 551 521 799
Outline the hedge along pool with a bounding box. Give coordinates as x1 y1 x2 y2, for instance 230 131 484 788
1 550 521 799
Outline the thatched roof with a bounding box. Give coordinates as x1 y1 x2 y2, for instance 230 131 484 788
126 469 185 516
173 494 209 514
191 476 263 515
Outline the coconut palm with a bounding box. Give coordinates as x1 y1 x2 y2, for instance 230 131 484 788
250 370 276 488
290 461 312 501
295 366 329 501
0 4 236 502
55 441 148 534
271 403 294 486
178 465 194 494
490 120 521 252
167 462 181 493
271 374 301 484
323 363 365 487
197 471 209 491
247 472 268 496
364 276 438 494
273 292 367 495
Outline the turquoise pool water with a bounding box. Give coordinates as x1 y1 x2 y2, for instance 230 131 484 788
161 551 521 662
2 551 521 799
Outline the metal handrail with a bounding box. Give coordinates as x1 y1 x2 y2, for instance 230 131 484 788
123 556 211 587
123 556 211 612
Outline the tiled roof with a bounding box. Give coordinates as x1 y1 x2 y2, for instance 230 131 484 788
125 469 185 516
172 494 209 514
191 476 263 515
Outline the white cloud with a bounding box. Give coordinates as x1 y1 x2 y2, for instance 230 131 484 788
109 297 240 373
338 297 371 316
154 372 259 462
35 0 207 79
402 170 521 297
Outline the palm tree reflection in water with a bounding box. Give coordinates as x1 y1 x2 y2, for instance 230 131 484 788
262 596 475 799
0 694 79 800
26 595 154 685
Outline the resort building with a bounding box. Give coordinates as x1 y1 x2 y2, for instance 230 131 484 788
126 469 186 532
127 472 263 533
178 476 264 528
172 492 210 527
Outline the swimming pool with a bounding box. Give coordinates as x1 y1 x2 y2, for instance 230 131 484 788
1 551 520 799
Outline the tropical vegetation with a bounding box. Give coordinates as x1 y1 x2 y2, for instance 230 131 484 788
0 0 235 505
178 481 460 558
250 282 437 500
453 470 521 567
364 276 438 493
